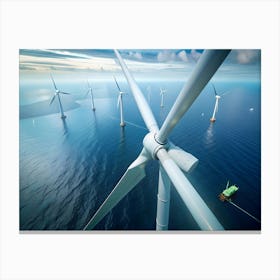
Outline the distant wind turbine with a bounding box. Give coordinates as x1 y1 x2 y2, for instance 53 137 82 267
160 88 167 107
49 74 70 119
84 49 230 231
114 76 125 127
86 80 96 111
210 83 229 123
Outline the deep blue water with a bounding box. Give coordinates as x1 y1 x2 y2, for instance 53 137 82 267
19 80 261 230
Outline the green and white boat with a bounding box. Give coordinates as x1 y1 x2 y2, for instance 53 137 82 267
219 181 239 201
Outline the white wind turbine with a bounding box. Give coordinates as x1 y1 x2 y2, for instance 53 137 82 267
210 83 223 123
114 76 126 127
84 49 230 231
86 80 96 111
49 74 70 119
160 88 167 107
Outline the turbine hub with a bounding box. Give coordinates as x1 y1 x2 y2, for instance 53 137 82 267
56 89 60 94
143 132 169 160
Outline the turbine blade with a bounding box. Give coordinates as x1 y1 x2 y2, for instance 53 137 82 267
87 79 90 88
50 74 57 90
211 83 217 96
216 99 219 112
156 148 224 230
49 95 56 105
113 76 121 92
156 50 230 144
114 50 159 133
84 148 151 230
60 91 70 95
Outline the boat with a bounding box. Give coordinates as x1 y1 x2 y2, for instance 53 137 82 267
219 181 239 202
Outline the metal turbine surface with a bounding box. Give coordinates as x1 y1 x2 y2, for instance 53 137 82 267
84 49 230 231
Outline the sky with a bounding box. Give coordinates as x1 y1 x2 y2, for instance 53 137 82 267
19 49 261 82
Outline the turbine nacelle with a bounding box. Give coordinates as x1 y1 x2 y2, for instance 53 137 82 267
167 143 199 173
143 132 199 173
143 132 168 159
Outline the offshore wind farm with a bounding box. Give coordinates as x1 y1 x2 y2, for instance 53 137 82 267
19 49 261 231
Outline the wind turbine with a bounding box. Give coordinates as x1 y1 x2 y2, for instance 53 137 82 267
114 76 125 127
84 49 230 231
49 74 70 119
160 88 167 107
86 80 96 111
209 83 222 122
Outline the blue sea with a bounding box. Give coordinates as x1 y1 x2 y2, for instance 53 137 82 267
19 79 261 230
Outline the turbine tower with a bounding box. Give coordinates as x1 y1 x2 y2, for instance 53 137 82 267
210 84 221 123
49 74 70 119
160 88 167 107
84 49 230 231
114 76 125 127
86 80 96 111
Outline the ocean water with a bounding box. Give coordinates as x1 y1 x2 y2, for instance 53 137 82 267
19 80 261 230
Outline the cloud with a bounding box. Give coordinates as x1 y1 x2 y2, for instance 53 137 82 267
236 50 260 64
225 50 260 65
128 51 143 60
177 50 189 63
157 50 176 62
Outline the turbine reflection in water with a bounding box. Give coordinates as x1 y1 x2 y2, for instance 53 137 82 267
61 119 68 136
204 123 214 146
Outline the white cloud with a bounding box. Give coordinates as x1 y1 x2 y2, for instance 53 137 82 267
157 50 176 62
19 54 118 72
236 50 259 64
178 50 189 63
40 49 92 59
128 51 143 60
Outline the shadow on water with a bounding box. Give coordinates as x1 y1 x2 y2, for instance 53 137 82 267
119 126 126 148
61 118 68 137
90 109 99 133
204 123 215 146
